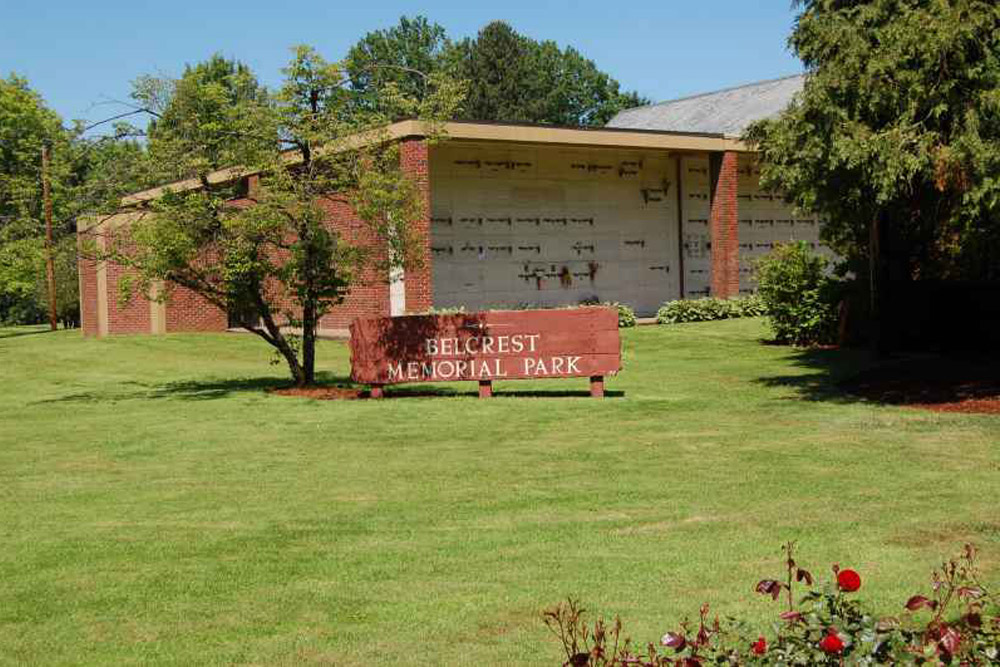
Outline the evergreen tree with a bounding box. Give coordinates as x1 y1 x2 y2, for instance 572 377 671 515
745 0 1000 342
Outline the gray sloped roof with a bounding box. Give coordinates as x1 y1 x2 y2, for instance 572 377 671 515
607 74 804 137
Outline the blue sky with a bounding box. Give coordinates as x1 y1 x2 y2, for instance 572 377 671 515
2 0 802 129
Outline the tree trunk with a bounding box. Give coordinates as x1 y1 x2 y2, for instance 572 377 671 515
869 209 890 356
301 296 317 386
274 328 307 387
252 293 308 386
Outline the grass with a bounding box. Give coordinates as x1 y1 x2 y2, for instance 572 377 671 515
1 319 998 665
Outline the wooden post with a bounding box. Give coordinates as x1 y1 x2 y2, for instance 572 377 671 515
478 380 493 398
590 375 604 398
370 385 384 399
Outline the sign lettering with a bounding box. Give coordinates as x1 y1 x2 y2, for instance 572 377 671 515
349 307 621 397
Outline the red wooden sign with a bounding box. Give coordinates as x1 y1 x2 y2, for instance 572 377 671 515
349 307 621 398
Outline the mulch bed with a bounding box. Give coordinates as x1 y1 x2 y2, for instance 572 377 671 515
270 386 366 400
842 357 1000 414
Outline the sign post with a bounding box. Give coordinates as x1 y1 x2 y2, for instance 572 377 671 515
350 307 621 398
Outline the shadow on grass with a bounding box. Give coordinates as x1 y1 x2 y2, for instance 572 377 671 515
34 372 351 404
754 346 876 403
37 371 625 404
384 386 625 399
0 326 57 340
754 343 1000 408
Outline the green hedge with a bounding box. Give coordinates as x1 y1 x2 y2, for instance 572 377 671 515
656 295 766 324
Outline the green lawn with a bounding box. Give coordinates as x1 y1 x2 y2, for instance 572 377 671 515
1 320 997 665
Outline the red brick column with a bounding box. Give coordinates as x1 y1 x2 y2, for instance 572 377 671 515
709 151 740 298
104 232 153 335
78 233 99 337
399 138 432 313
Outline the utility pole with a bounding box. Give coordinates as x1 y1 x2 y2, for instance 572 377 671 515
41 142 58 331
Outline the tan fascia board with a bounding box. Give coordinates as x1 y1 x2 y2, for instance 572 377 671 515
119 121 428 207
115 119 749 207
435 121 750 153
78 210 153 234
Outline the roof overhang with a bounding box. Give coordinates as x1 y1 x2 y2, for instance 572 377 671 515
116 119 751 208
430 120 749 153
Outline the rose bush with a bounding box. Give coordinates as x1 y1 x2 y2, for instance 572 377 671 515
544 542 999 665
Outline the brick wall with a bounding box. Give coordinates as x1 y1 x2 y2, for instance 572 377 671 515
78 234 99 337
316 196 390 330
104 233 152 335
78 137 435 336
164 284 227 332
709 150 740 298
399 138 432 313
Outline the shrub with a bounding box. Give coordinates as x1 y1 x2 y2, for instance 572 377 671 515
544 542 1000 665
422 306 467 315
755 242 842 346
656 296 765 325
578 298 636 328
734 293 767 318
426 302 635 328
612 303 636 328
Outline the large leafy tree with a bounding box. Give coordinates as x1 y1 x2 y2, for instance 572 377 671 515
345 17 648 126
99 47 463 386
450 20 649 126
132 54 267 176
448 21 535 123
0 75 72 243
745 0 1000 340
0 74 79 324
345 16 451 115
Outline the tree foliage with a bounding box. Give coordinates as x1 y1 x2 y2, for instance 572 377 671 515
0 75 72 242
450 21 648 126
345 16 648 126
132 54 268 178
101 46 463 385
0 74 84 324
745 0 1000 289
345 16 451 115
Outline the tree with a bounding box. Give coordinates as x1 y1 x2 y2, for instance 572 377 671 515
99 46 463 386
745 1 1000 344
345 16 451 114
449 21 650 126
0 74 78 324
132 54 268 176
449 21 534 123
344 17 648 126
0 75 72 243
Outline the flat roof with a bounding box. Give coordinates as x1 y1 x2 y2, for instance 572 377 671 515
118 119 751 207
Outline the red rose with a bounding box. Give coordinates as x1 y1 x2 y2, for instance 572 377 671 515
819 632 845 654
751 636 767 655
837 569 861 592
